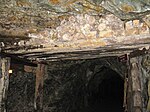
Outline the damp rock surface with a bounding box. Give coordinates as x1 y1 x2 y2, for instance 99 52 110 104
7 65 35 112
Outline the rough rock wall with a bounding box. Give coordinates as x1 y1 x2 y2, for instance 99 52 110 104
7 65 35 112
43 61 87 112
0 0 150 49
139 53 150 112
15 14 150 48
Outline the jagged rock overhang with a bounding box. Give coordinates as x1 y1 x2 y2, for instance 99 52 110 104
0 0 150 44
0 0 150 62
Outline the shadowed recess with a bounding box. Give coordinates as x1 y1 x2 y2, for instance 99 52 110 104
86 67 124 112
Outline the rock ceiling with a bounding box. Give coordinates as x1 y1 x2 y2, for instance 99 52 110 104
0 0 150 61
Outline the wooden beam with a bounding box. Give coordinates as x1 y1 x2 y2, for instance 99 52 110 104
129 57 142 112
0 34 149 62
0 52 37 67
0 32 30 42
3 34 150 53
147 79 150 111
3 42 150 62
0 57 10 112
130 48 148 58
34 64 46 112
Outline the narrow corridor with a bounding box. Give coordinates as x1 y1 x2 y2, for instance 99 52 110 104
86 68 124 112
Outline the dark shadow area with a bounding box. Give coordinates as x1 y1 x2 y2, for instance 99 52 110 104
86 67 124 112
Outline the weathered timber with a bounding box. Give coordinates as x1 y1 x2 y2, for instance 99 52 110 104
123 72 128 111
0 52 37 67
129 57 142 112
130 48 149 58
3 34 150 53
147 79 150 111
0 36 149 67
34 64 46 112
0 34 30 42
0 57 10 112
2 41 150 62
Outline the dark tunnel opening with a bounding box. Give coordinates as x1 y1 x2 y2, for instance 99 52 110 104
86 67 124 112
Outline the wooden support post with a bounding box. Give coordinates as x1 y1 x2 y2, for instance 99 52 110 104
34 64 45 112
0 57 10 112
123 72 128 112
147 79 150 112
129 57 142 112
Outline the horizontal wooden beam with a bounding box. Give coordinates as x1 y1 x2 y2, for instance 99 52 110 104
3 34 150 53
11 43 150 60
0 34 30 42
0 52 37 67
1 43 149 62
1 34 150 62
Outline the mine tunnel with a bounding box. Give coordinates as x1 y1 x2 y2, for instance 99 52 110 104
0 0 150 111
86 67 124 112
2 57 127 112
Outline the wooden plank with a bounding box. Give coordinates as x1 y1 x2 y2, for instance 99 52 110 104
147 80 150 111
0 52 37 67
0 57 10 112
2 43 150 62
129 57 142 112
4 42 150 55
2 34 150 53
0 33 30 42
34 64 46 112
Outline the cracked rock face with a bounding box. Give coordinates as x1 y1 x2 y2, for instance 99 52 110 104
25 14 149 48
56 14 124 41
0 0 150 48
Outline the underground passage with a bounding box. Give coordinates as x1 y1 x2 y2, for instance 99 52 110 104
0 0 150 112
3 58 128 112
86 67 124 112
0 48 150 112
